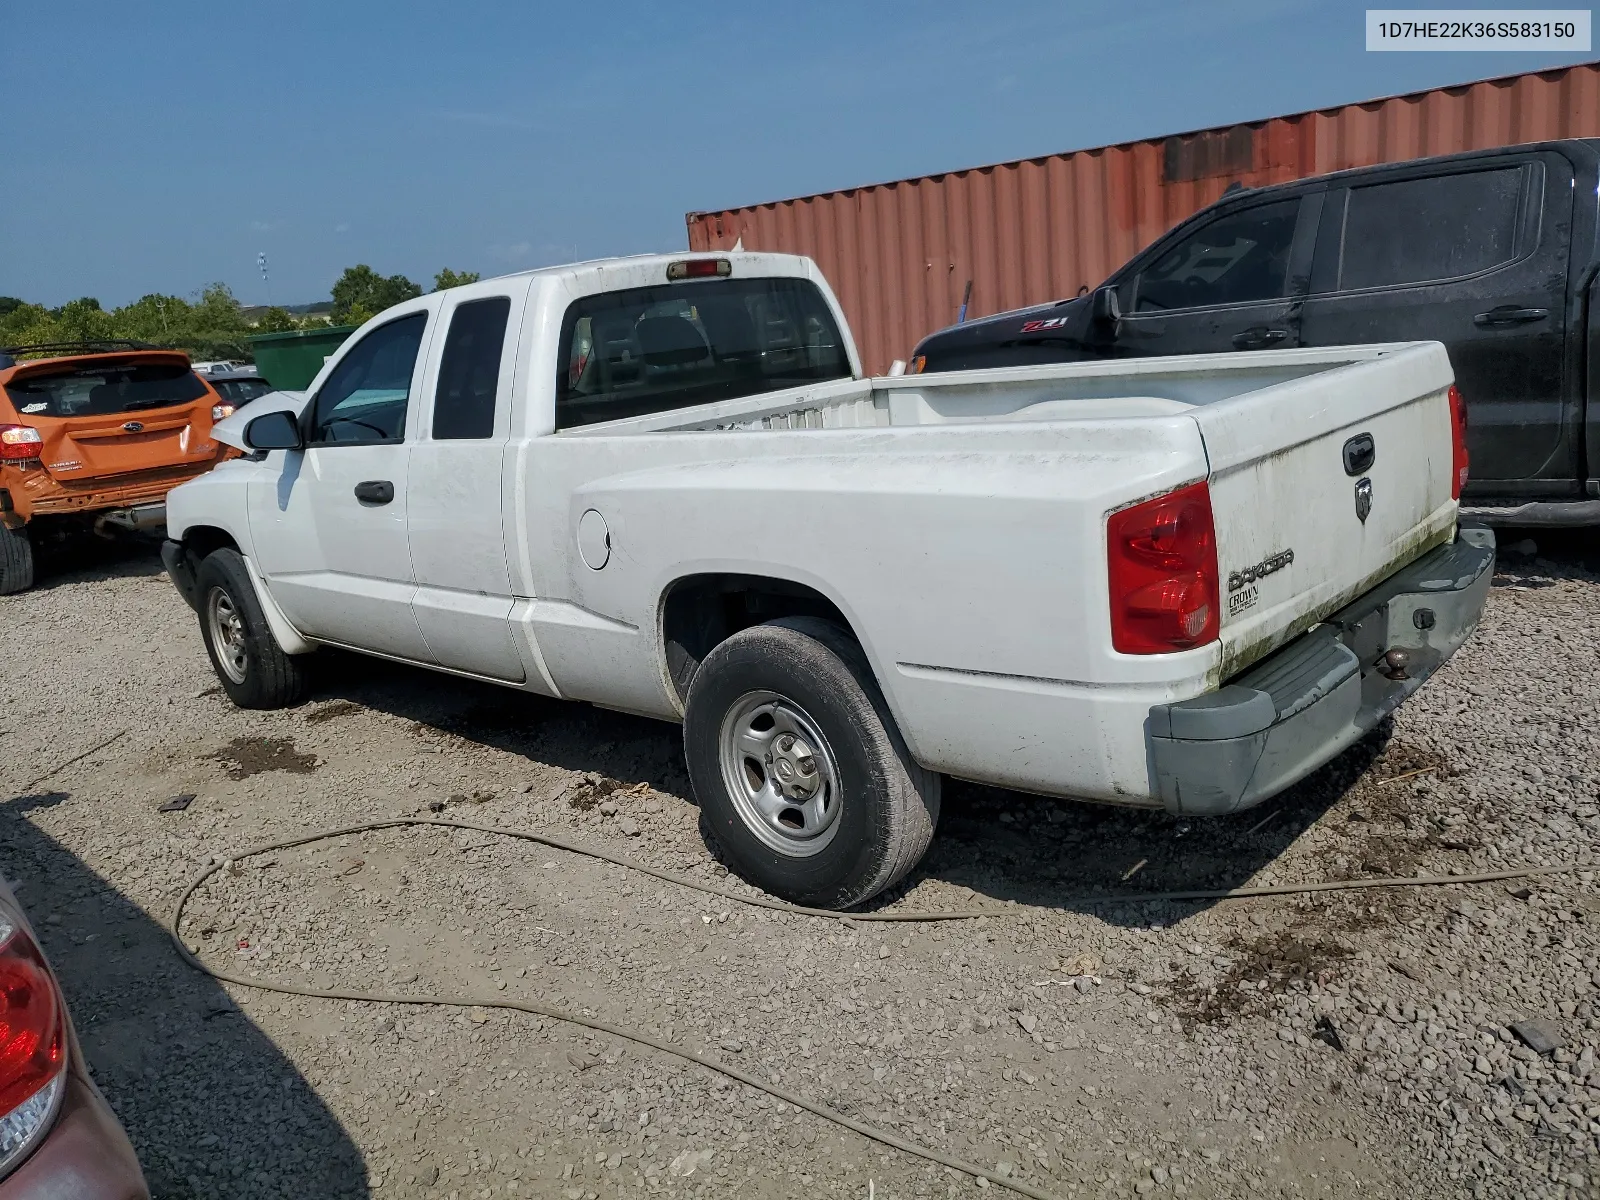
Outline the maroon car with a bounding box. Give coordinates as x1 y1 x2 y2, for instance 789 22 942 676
0 875 146 1197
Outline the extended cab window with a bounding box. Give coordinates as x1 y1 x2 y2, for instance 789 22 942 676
1334 168 1523 291
433 297 510 440
555 277 850 430
308 313 426 444
1134 199 1298 312
5 362 207 417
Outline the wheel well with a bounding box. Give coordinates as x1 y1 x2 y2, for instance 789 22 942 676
661 574 856 705
182 525 239 564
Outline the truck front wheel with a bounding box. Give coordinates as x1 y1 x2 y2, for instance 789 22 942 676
195 548 310 709
0 524 35 595
683 616 940 909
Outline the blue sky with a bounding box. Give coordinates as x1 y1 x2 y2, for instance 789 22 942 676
3 1 1592 308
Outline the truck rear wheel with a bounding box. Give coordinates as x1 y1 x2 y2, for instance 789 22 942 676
195 548 310 709
683 616 940 909
0 524 35 595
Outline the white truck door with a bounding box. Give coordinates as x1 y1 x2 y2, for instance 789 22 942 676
405 288 526 681
246 311 437 661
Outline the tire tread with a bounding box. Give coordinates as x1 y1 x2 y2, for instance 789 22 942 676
0 525 35 595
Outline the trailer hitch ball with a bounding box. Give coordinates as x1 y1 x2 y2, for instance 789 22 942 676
1380 648 1411 680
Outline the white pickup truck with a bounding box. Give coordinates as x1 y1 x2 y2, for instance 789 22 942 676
162 252 1493 908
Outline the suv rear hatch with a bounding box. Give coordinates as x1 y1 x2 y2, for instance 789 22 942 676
1191 342 1461 678
3 353 223 482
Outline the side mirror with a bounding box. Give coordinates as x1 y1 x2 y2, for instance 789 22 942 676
243 410 304 452
1090 284 1121 326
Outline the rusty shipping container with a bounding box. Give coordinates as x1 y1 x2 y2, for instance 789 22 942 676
687 62 1600 375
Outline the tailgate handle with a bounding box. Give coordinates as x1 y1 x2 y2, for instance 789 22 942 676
354 480 394 506
1231 326 1289 350
1473 305 1549 327
1342 432 1376 476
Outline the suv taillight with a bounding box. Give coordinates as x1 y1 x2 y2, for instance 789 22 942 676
1107 480 1220 655
0 426 42 463
1448 384 1469 501
0 915 67 1176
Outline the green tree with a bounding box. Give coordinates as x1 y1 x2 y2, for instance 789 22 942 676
0 297 24 319
330 265 422 325
432 268 481 291
116 293 192 343
257 306 298 332
50 298 117 344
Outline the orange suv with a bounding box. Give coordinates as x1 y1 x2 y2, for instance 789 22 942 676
0 342 238 593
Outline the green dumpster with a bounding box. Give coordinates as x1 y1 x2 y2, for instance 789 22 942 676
245 326 357 391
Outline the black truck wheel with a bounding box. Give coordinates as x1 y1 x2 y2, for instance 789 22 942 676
195 548 310 709
683 616 940 909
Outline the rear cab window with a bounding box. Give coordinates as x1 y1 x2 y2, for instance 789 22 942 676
555 277 850 430
4 361 208 418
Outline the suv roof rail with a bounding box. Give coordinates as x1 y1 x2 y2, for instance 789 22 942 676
0 340 173 371
1 339 164 356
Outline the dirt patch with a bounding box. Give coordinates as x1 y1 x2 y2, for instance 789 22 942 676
208 736 319 780
1166 928 1353 1027
566 776 628 812
305 700 362 725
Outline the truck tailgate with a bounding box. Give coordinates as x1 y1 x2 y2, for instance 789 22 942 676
1192 343 1459 678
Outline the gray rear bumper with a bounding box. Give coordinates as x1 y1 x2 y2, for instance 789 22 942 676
1147 527 1495 816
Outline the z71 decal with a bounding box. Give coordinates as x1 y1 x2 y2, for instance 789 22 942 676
1018 316 1072 334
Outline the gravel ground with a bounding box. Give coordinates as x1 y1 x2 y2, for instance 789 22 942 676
1 534 1597 1200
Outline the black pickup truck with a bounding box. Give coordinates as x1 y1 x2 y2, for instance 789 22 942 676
910 139 1600 527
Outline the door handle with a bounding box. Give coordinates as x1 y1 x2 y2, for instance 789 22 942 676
1473 305 1549 327
353 480 394 505
1232 326 1289 350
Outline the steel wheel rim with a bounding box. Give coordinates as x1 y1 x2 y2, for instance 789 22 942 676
718 690 843 858
206 586 249 685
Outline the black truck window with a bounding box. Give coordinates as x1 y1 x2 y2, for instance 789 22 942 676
1338 168 1523 291
433 297 510 440
1133 199 1299 313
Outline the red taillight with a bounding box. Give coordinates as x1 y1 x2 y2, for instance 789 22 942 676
0 919 66 1119
1448 384 1469 501
0 425 43 462
665 258 732 281
1107 481 1220 655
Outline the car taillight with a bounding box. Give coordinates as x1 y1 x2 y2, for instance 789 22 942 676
0 915 66 1176
1448 384 1469 501
0 426 43 463
211 404 236 422
907 355 926 375
1107 480 1221 655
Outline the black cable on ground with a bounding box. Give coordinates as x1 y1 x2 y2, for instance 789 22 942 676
166 816 1600 1200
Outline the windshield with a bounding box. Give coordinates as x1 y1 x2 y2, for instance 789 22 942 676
4 362 209 418
556 277 851 430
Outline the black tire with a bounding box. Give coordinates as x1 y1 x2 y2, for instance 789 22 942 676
683 616 940 909
0 524 35 595
195 548 310 709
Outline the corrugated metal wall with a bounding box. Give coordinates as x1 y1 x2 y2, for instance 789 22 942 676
687 63 1600 375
